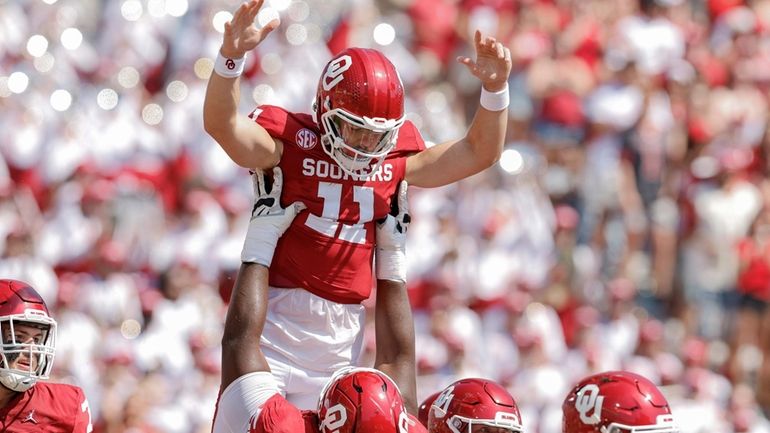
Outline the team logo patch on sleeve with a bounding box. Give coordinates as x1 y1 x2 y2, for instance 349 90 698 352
296 128 318 150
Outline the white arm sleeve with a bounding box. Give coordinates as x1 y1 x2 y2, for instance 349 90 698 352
212 372 281 433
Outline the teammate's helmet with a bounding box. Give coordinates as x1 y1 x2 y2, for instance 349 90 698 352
318 367 409 433
0 280 56 392
418 392 441 427
313 48 405 178
562 371 678 433
428 378 523 433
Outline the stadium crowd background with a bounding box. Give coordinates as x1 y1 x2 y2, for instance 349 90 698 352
2 0 770 431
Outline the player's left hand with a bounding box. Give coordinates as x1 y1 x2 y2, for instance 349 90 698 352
457 30 512 92
241 167 305 266
376 180 410 282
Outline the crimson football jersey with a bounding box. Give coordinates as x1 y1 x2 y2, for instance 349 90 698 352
250 105 425 304
251 393 319 433
0 382 92 432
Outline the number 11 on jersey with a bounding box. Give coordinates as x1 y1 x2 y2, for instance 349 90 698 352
305 181 374 244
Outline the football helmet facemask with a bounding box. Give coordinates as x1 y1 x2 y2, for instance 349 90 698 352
0 280 56 392
313 48 405 179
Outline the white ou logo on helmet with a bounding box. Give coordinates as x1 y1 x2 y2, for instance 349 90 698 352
398 409 410 433
432 386 455 419
323 55 352 91
575 384 604 425
322 403 348 433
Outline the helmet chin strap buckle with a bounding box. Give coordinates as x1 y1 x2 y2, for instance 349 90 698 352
0 372 36 392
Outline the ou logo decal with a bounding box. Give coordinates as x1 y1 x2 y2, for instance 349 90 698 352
432 385 455 419
321 403 348 433
296 128 318 150
575 384 604 425
322 55 352 91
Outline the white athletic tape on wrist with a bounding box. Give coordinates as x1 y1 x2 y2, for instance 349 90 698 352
376 249 406 282
215 52 245 78
241 220 280 266
480 82 510 111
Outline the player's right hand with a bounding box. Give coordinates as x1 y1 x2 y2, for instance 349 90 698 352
221 0 280 59
241 167 305 266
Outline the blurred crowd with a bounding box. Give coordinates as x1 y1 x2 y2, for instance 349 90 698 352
2 0 770 431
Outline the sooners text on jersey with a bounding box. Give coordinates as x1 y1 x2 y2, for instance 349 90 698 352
250 105 425 303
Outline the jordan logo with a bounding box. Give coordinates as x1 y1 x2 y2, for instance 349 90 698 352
21 409 37 424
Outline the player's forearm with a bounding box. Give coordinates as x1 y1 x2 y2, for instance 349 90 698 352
221 263 271 389
374 279 417 414
465 102 506 168
204 71 240 140
405 103 507 188
376 358 417 415
203 72 279 169
203 73 249 162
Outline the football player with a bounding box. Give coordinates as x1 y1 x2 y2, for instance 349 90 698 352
426 378 523 433
214 167 415 433
247 367 419 433
203 0 512 412
0 279 92 432
562 371 678 433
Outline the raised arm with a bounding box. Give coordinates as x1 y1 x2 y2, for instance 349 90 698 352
221 262 272 388
203 0 282 170
213 168 304 433
221 168 305 388
375 279 417 414
373 181 417 414
405 30 512 188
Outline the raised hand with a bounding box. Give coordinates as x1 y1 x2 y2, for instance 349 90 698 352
457 30 512 92
221 0 280 59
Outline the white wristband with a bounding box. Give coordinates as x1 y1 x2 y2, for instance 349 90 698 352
214 52 245 78
376 249 406 282
480 83 509 111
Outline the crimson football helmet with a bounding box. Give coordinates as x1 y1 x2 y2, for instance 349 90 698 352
0 280 56 392
562 371 678 433
318 367 410 433
428 378 523 433
418 391 440 427
313 48 405 178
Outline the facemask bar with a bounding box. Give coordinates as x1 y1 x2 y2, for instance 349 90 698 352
601 415 678 433
320 107 404 178
446 413 523 433
0 312 56 381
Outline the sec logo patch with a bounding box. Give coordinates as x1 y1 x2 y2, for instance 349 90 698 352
296 128 318 150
